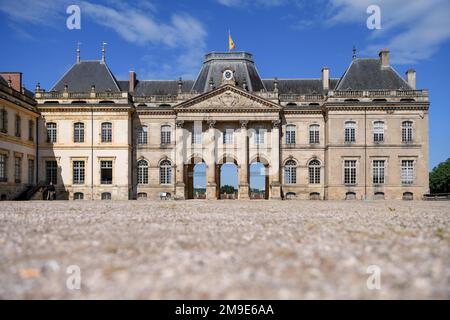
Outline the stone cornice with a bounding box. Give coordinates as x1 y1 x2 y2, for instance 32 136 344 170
37 104 134 113
324 102 429 111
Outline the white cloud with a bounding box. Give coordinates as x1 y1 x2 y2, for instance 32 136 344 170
0 0 207 78
322 0 450 64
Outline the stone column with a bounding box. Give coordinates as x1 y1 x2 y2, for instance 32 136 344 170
238 120 249 199
205 120 217 199
270 119 282 199
174 120 185 199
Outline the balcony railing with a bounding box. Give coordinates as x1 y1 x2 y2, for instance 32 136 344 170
279 94 324 102
330 89 428 98
37 91 127 99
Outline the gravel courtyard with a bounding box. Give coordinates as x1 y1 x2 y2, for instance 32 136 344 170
0 200 449 299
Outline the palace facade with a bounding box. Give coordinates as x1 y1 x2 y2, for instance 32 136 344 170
0 48 429 200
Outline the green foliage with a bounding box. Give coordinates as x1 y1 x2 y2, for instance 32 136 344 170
220 185 236 194
429 158 450 193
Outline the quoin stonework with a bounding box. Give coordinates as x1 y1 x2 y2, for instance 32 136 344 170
0 48 429 200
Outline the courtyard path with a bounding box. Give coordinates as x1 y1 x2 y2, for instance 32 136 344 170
0 200 449 299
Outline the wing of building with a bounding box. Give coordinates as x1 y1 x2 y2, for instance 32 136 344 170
0 48 429 200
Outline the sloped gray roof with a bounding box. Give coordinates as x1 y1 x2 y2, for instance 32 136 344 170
51 61 120 92
262 78 340 94
133 80 194 96
192 52 266 93
336 58 411 90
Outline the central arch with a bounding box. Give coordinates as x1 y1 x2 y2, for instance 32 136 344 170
249 156 269 199
217 155 238 199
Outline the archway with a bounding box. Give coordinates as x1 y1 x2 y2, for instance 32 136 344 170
185 156 206 199
218 162 238 199
249 160 269 199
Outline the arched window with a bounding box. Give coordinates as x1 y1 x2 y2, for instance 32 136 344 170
161 125 171 144
137 125 148 145
46 122 57 143
137 192 147 199
308 159 321 184
159 160 172 184
309 124 320 144
373 121 384 143
402 121 413 142
101 192 111 200
310 192 320 200
285 125 296 144
74 192 84 200
101 122 112 143
74 122 84 143
284 160 297 184
137 159 149 184
345 191 356 200
402 192 413 200
345 121 356 143
0 109 8 133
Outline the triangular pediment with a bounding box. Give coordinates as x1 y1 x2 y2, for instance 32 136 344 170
174 84 281 112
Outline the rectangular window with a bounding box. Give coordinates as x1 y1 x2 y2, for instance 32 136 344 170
344 160 357 185
73 161 85 184
0 109 7 133
402 122 413 143
100 160 113 184
14 156 21 183
161 126 171 145
0 154 7 182
74 123 85 143
309 125 320 144
46 123 57 143
138 126 148 145
101 123 112 143
28 120 34 141
15 115 21 137
373 121 384 143
255 128 265 145
401 160 414 184
28 159 34 184
373 160 385 184
345 122 356 143
285 126 296 144
223 128 234 145
45 160 57 184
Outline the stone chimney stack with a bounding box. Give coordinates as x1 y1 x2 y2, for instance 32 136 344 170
406 69 416 90
379 48 390 67
322 67 329 91
129 71 136 92
0 72 22 92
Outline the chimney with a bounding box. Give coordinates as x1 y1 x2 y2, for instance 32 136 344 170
379 48 390 67
129 71 136 92
177 77 183 94
406 69 416 89
322 66 329 91
0 72 22 92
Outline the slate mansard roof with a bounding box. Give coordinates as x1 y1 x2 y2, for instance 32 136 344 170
336 58 411 90
51 61 121 92
47 51 414 95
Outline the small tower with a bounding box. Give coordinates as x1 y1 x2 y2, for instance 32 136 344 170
101 42 107 63
352 45 357 60
76 42 81 63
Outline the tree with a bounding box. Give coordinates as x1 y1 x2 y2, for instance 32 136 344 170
429 158 450 193
220 185 235 194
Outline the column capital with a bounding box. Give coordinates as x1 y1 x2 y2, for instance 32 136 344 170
176 120 184 128
240 120 249 129
272 119 281 128
207 120 216 128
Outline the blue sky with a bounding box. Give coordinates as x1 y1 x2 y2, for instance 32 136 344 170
0 0 449 180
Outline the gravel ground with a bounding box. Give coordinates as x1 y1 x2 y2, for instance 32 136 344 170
0 200 449 299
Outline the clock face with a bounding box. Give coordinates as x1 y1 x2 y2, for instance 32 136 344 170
223 70 233 81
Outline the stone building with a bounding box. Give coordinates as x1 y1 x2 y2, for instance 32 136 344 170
0 47 430 200
0 72 39 200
